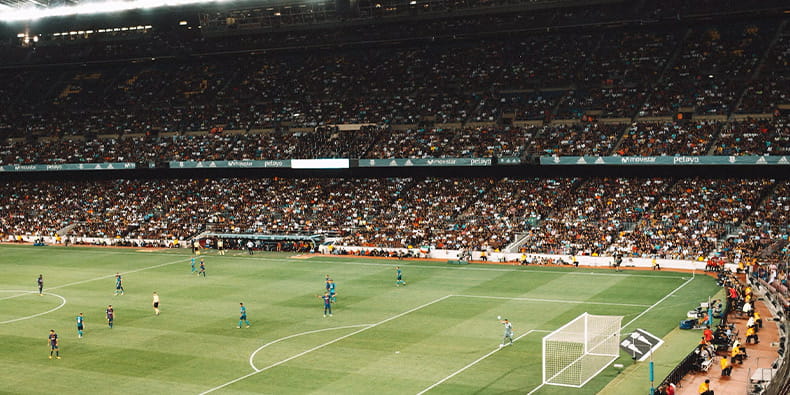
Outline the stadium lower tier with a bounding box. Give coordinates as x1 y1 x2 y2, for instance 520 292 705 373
1 177 787 262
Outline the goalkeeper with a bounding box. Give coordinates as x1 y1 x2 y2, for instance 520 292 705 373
499 318 514 347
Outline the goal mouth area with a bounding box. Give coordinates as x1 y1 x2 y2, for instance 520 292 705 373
543 352 620 388
542 313 623 388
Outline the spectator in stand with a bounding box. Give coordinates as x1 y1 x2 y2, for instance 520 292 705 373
745 325 759 344
698 379 713 395
720 356 732 376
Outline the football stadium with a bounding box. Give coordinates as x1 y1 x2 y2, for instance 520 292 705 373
0 0 788 394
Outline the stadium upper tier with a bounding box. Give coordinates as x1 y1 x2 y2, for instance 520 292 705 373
1 177 787 262
0 11 788 149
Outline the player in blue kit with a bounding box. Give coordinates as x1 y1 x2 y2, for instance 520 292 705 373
237 303 251 328
198 259 206 277
396 266 406 287
317 292 333 317
37 274 44 296
48 329 60 359
106 305 114 328
76 313 85 338
191 257 197 274
114 273 124 295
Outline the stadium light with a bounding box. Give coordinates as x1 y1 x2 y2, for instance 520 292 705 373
0 0 235 22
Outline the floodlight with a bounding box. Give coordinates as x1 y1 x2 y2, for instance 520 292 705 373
0 0 235 22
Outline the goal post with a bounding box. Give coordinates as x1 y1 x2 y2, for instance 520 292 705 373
542 313 623 388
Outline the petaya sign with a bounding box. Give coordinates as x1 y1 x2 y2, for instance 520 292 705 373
359 158 493 167
540 156 790 165
169 160 290 168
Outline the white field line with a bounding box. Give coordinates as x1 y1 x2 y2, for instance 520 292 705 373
248 324 372 371
416 329 551 395
526 275 696 395
0 245 283 261
424 291 648 394
0 244 685 279
0 291 67 324
46 257 190 291
0 257 186 323
453 294 652 308
620 275 695 331
199 295 453 395
307 258 686 279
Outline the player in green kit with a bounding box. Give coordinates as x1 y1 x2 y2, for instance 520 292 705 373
191 257 196 274
237 303 251 328
76 313 85 338
114 273 124 295
499 318 513 347
328 279 337 302
396 266 406 286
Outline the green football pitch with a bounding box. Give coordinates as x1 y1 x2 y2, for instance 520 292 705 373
0 245 721 394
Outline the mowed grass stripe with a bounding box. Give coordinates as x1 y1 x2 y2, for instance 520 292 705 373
0 246 720 395
230 297 646 394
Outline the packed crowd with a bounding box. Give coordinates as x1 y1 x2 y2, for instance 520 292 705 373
0 4 788 264
616 121 719 156
1 117 788 165
1 177 787 262
617 179 775 260
713 118 790 156
639 23 775 117
518 178 668 256
719 181 790 262
0 16 786 145
736 31 789 115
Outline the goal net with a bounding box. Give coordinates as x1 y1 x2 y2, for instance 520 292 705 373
542 313 623 388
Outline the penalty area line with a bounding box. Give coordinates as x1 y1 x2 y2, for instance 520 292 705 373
621 275 695 331
526 275 696 395
453 294 651 308
200 295 453 395
416 329 550 395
